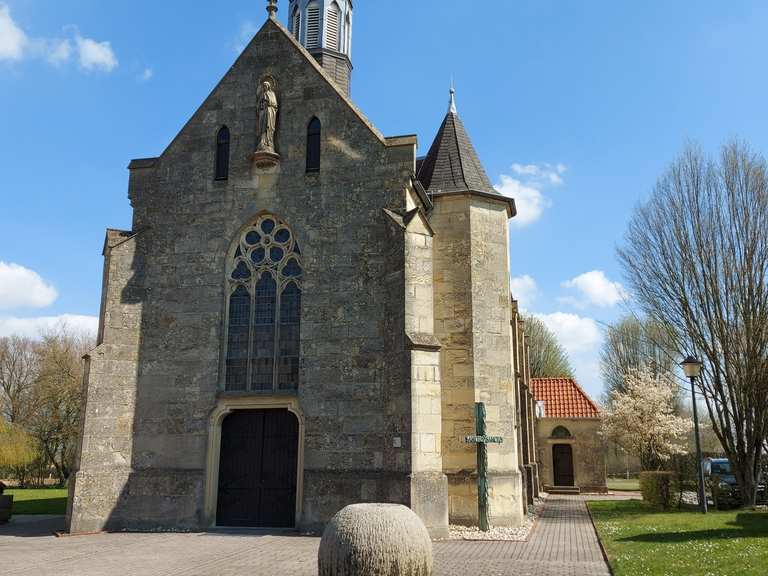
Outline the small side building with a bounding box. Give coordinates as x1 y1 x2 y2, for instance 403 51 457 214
532 378 607 493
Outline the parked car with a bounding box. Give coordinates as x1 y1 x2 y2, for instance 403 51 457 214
704 458 767 508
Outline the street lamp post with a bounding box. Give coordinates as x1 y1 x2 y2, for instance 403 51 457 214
681 356 707 514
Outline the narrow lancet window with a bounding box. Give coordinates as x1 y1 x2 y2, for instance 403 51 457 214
215 126 230 181
278 282 301 391
225 285 250 391
224 215 304 393
306 117 321 173
251 273 277 391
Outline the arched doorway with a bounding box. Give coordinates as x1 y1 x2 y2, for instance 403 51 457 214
552 444 574 487
216 409 299 527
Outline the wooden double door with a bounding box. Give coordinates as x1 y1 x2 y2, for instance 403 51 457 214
217 409 299 528
553 444 575 487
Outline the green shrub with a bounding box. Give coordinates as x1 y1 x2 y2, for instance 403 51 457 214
640 471 675 509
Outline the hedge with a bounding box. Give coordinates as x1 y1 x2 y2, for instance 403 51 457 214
640 471 676 509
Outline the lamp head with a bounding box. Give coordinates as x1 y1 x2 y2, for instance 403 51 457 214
681 356 703 379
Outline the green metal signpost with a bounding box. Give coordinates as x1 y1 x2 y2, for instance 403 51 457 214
464 402 504 531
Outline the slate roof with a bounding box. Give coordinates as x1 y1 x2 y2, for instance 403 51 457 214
532 378 601 419
416 108 497 195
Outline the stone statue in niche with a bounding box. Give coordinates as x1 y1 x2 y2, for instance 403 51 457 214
257 79 278 153
253 77 280 169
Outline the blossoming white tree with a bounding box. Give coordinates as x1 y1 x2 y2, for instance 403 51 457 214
603 368 692 470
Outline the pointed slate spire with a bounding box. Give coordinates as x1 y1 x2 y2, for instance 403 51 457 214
417 86 496 196
449 79 457 114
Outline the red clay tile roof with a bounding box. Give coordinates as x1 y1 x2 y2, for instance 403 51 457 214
531 378 601 419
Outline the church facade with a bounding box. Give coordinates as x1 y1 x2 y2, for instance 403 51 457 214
67 1 537 537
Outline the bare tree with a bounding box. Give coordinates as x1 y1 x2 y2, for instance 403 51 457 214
0 336 38 424
28 328 91 485
524 316 574 378
618 141 768 507
601 316 677 398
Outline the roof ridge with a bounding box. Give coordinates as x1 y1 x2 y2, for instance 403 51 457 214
449 111 471 191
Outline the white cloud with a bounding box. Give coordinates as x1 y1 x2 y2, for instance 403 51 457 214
511 162 567 185
496 162 566 228
0 8 116 72
0 4 27 61
562 270 628 308
76 35 118 71
496 175 551 228
534 311 605 399
534 312 601 355
138 67 153 82
0 314 98 338
510 275 538 310
45 38 72 65
0 262 58 310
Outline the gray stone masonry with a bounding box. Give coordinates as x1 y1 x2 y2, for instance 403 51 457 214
68 17 445 535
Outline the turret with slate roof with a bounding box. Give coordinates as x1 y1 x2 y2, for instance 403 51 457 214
427 86 523 527
417 88 498 198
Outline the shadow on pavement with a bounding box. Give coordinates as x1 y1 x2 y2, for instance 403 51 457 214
0 515 65 538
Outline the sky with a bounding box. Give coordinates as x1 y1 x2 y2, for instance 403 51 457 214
3 1 768 401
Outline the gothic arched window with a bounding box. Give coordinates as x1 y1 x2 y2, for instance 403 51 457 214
291 6 301 40
215 126 230 181
225 214 303 392
306 117 321 173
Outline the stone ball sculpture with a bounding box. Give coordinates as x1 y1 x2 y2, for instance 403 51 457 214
318 503 433 576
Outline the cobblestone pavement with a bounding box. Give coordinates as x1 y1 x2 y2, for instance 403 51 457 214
0 496 611 576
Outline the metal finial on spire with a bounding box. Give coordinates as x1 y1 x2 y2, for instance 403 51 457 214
267 0 278 19
449 80 457 114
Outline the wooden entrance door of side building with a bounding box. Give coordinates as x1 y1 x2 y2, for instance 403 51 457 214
553 444 575 487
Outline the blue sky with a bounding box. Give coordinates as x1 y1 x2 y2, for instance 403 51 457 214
2 1 768 400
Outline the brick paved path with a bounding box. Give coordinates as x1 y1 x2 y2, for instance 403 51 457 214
0 496 610 576
433 496 611 576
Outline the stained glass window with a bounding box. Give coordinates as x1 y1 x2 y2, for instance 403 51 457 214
252 274 276 391
224 214 304 393
278 282 301 391
225 285 250 391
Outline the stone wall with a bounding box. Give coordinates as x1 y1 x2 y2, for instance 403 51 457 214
535 418 607 493
431 193 523 527
69 18 446 534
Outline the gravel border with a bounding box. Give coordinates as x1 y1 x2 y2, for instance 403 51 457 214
443 496 546 541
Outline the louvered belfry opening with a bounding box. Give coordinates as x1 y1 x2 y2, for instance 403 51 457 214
305 3 321 49
287 0 353 96
326 2 341 52
291 7 301 40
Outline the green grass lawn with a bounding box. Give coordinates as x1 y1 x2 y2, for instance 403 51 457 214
607 478 641 492
589 499 768 576
5 488 68 515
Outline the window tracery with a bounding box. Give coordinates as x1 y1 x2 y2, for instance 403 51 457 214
225 214 303 393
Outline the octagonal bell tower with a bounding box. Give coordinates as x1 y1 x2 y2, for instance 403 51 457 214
288 0 353 95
